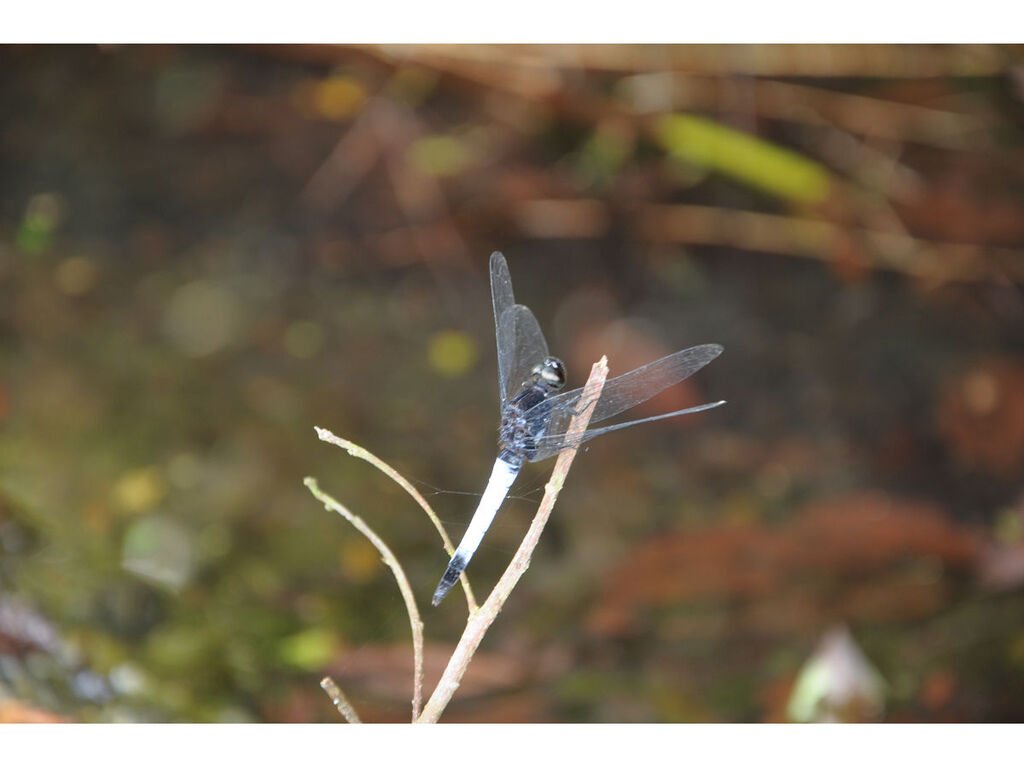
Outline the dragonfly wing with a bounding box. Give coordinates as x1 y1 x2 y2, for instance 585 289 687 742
539 343 724 426
528 399 726 462
490 252 517 404
501 304 551 402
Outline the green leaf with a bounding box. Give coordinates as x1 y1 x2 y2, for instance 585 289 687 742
655 113 831 204
279 628 338 671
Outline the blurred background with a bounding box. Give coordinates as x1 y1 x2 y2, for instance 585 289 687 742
1 44 1023 723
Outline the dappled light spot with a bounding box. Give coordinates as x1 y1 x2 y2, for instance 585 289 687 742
112 466 167 514
339 538 382 584
938 360 1024 476
279 628 339 671
162 279 242 358
427 329 477 379
302 75 366 122
122 516 195 591
283 320 325 360
54 256 99 296
408 134 474 177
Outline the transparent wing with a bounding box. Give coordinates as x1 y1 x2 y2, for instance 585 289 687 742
490 251 517 403
490 251 552 403
528 399 725 462
524 343 725 462
501 304 550 402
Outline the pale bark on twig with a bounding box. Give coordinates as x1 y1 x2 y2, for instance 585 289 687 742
320 676 362 724
314 427 477 611
309 357 608 723
415 356 609 724
304 477 425 721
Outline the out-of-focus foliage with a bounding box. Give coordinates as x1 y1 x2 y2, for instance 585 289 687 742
1 44 1023 723
655 114 832 204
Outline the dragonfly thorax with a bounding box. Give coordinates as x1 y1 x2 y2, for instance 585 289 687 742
498 356 567 461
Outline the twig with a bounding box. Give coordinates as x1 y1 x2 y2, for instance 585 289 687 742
415 356 609 724
354 45 998 149
359 44 1009 80
303 477 425 721
320 676 362 724
314 426 477 611
301 97 387 212
634 202 1023 284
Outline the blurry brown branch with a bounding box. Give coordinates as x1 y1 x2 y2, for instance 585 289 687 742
358 45 997 149
302 91 471 274
635 203 1024 285
507 198 1024 285
360 44 1011 79
303 476 425 720
415 356 609 724
301 98 389 210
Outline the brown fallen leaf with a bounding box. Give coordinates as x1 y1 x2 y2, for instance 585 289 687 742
588 491 983 637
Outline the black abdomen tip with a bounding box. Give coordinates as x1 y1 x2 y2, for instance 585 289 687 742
431 554 467 607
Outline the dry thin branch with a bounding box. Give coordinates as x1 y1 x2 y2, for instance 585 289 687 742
505 198 1023 285
355 45 997 149
634 202 1024 284
415 356 610 724
314 426 477 611
320 676 362 723
303 476 425 721
362 44 1009 80
301 97 387 211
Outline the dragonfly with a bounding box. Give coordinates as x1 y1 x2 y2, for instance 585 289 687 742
431 251 725 606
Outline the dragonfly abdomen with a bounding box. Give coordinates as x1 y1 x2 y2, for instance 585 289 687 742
431 456 522 606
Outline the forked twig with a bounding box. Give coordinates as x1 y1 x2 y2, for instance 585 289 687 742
314 426 477 611
309 357 608 723
415 356 609 723
304 477 425 721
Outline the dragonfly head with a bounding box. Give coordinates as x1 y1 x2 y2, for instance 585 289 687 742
533 356 566 391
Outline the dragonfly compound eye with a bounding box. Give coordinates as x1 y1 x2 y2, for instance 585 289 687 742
537 356 566 389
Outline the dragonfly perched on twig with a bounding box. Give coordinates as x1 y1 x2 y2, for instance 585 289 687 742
432 252 725 606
